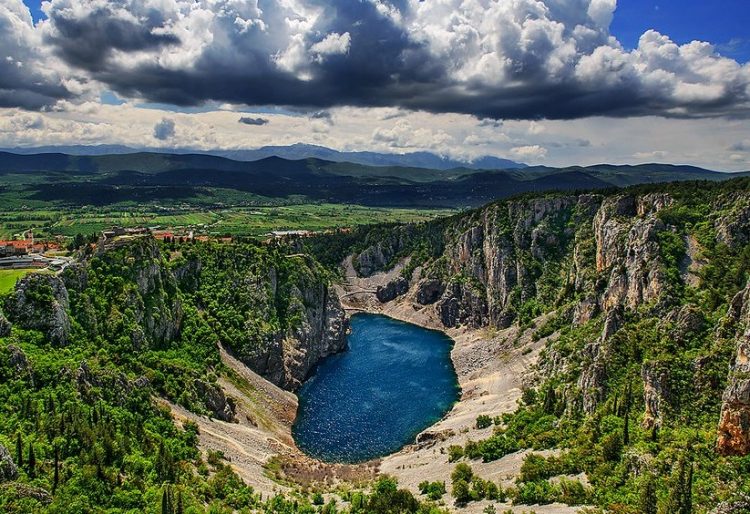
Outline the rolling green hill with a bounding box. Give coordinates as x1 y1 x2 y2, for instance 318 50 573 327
0 151 746 210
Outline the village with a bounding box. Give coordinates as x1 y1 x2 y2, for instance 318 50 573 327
0 231 69 273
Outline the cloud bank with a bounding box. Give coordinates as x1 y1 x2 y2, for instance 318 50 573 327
1 0 748 120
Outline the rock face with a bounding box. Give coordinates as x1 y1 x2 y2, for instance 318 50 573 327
577 307 624 414
193 379 236 422
0 309 10 337
358 193 675 333
354 225 418 277
281 285 348 390
4 274 71 346
376 277 409 303
0 443 18 483
415 278 444 305
236 269 348 391
717 281 750 456
437 280 488 329
715 193 750 249
641 361 671 430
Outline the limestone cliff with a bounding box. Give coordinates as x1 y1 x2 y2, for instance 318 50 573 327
350 186 750 430
717 280 750 455
175 250 348 392
355 192 676 334
4 274 71 346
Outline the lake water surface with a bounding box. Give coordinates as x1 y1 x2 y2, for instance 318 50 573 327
293 313 460 462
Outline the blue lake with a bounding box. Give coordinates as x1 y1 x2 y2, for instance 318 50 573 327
293 313 460 462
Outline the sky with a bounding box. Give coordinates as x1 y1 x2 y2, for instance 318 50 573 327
2 0 749 170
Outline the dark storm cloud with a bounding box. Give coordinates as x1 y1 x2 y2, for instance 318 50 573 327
239 116 270 126
5 0 750 119
44 4 180 72
0 2 72 109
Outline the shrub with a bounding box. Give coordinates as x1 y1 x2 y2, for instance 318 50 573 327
448 445 465 462
418 480 446 500
477 415 493 429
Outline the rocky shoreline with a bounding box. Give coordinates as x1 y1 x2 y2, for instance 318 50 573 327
336 257 584 513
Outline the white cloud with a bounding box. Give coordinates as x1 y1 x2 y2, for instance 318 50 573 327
510 145 548 160
311 32 351 57
372 120 453 150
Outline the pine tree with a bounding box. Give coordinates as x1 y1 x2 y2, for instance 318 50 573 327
667 455 692 514
161 486 172 514
623 407 630 446
542 386 556 414
27 442 36 478
15 433 23 467
682 460 694 514
53 445 60 492
638 473 658 514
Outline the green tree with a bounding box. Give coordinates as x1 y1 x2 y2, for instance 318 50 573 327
15 432 22 467
667 455 693 514
452 463 474 483
27 442 36 478
638 474 658 514
452 479 471 505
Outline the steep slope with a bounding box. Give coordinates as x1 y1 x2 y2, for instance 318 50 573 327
0 236 349 512
339 177 750 511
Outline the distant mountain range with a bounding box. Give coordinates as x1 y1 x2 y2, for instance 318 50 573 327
1 143 525 171
0 150 746 209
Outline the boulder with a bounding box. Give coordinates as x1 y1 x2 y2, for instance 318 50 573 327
194 379 236 422
0 443 18 482
376 277 409 303
415 278 444 305
3 274 71 346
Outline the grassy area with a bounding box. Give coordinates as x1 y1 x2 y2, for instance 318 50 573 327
0 203 455 240
0 269 35 294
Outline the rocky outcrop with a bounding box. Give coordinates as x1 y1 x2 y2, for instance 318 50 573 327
376 277 409 303
194 379 236 422
0 443 18 483
0 309 10 337
415 278 444 305
354 225 419 277
641 361 671 429
578 307 623 414
711 494 750 514
354 191 679 335
437 280 488 329
1 483 52 504
281 286 348 390
4 274 71 346
715 194 750 249
242 277 348 391
718 281 750 455
596 195 671 311
7 345 34 386
66 238 183 349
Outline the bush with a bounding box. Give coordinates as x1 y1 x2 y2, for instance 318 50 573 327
448 445 465 462
418 480 446 500
513 480 556 505
556 478 591 506
476 415 493 429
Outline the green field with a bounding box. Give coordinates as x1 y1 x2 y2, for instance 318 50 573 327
0 203 455 240
0 269 35 294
